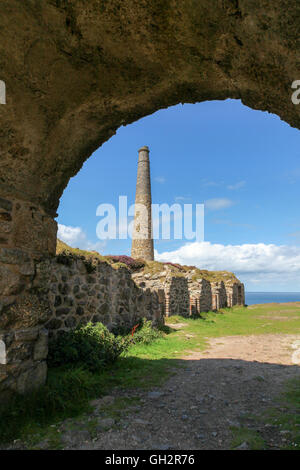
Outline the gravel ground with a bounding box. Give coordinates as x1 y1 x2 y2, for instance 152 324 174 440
5 332 300 450
70 333 300 450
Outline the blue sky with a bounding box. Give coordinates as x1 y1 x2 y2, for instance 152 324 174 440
57 99 300 292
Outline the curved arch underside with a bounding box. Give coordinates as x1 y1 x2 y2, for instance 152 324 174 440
0 0 299 216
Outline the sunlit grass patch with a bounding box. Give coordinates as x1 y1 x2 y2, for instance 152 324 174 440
263 378 300 450
230 426 266 450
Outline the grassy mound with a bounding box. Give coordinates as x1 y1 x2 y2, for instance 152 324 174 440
56 239 239 283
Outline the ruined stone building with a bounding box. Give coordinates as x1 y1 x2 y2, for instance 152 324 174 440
0 145 245 401
7 0 296 401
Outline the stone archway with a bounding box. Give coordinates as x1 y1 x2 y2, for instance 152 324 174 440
0 0 300 396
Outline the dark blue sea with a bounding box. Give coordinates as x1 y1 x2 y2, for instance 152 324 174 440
246 292 300 306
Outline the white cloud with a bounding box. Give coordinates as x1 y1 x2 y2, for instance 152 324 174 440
154 176 166 184
155 242 300 291
205 198 234 211
57 223 106 252
57 224 86 246
227 181 246 190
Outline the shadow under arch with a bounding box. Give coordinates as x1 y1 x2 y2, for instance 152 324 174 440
0 355 299 449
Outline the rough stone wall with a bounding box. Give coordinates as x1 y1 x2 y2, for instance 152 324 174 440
33 257 165 338
0 327 48 402
0 291 52 401
132 267 245 317
0 195 56 400
166 277 190 317
189 279 212 314
0 251 245 400
0 254 166 399
226 282 245 308
0 196 57 312
211 282 228 310
132 270 190 316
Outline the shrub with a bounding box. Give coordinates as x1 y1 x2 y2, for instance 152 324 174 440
56 250 97 273
131 318 163 345
111 318 164 344
56 252 73 266
111 324 132 336
163 262 184 271
48 322 130 372
157 323 173 334
107 255 145 271
82 257 96 273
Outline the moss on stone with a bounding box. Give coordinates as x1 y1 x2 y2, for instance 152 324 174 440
191 269 238 284
56 239 239 284
111 262 128 270
142 261 166 275
56 239 112 268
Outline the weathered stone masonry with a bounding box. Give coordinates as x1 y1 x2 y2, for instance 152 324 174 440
0 195 56 401
34 257 165 338
0 244 245 400
0 327 48 402
0 186 245 402
0 196 245 402
0 196 57 308
132 267 245 317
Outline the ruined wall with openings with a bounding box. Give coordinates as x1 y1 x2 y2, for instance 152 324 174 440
132 266 245 317
0 247 245 400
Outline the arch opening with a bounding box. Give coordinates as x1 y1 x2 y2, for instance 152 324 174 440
56 98 300 294
1 0 300 397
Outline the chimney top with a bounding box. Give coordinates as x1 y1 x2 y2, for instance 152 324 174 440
138 146 150 153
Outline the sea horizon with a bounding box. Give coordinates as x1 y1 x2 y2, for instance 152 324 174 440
245 291 300 305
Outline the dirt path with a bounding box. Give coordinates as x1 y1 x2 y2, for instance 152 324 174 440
54 333 299 450
8 332 299 450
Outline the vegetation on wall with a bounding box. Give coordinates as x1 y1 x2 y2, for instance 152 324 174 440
56 239 239 283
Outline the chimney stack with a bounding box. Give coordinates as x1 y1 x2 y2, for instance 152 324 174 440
131 146 154 261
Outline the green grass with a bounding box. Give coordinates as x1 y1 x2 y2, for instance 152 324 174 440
230 426 266 450
166 303 300 339
261 378 300 450
230 377 300 450
1 303 300 447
